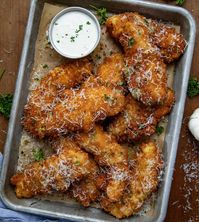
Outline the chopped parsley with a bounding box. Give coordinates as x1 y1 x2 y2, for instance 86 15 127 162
0 94 13 119
95 54 101 60
33 148 44 161
70 36 75 42
187 78 199 97
42 64 48 69
90 5 108 25
55 22 58 25
156 126 164 135
176 0 185 5
75 161 81 166
75 25 83 33
104 94 116 106
57 40 60 43
128 37 135 48
0 68 6 81
117 81 124 86
86 21 91 25
144 19 149 26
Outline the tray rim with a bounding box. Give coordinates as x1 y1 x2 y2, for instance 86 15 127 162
0 0 196 222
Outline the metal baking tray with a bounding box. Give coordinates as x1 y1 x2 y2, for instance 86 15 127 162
0 0 196 221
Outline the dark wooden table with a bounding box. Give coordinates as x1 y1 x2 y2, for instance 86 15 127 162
0 0 198 221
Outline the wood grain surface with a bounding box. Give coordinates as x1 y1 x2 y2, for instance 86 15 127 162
0 0 198 221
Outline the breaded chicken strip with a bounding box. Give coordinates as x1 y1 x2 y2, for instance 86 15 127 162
108 88 175 142
75 126 129 202
23 59 93 139
10 140 96 198
51 137 100 207
106 13 168 106
100 141 163 219
149 20 186 63
23 54 125 138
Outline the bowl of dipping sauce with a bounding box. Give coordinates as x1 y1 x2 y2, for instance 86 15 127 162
48 7 101 59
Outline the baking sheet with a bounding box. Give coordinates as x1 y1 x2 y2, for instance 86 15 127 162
0 1 196 222
17 1 175 215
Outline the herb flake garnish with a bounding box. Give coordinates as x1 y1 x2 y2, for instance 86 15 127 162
104 94 116 106
75 161 81 166
156 126 164 135
75 25 83 33
70 36 75 42
128 37 135 47
117 81 124 86
0 68 6 81
33 148 44 161
86 21 91 25
144 18 149 26
42 64 48 69
187 78 199 97
0 94 13 119
90 5 108 25
176 0 185 6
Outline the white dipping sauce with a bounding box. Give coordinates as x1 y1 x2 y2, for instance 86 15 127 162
51 10 99 58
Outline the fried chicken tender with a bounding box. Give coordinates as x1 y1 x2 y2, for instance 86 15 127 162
149 20 186 63
108 88 175 142
23 54 125 138
106 13 168 105
75 126 129 202
10 140 96 198
51 137 100 207
23 59 93 139
100 141 163 218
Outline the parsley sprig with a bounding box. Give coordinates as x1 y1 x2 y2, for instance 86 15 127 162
176 0 185 6
0 94 13 119
187 78 199 97
90 5 108 25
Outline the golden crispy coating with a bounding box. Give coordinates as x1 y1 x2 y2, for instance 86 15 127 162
40 58 93 89
106 13 168 106
23 59 93 139
125 53 167 106
108 89 175 142
51 137 100 207
10 139 95 198
100 141 163 219
154 88 175 121
49 83 125 134
108 94 157 142
23 54 125 138
149 20 186 63
71 174 100 207
96 53 125 87
75 126 129 202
